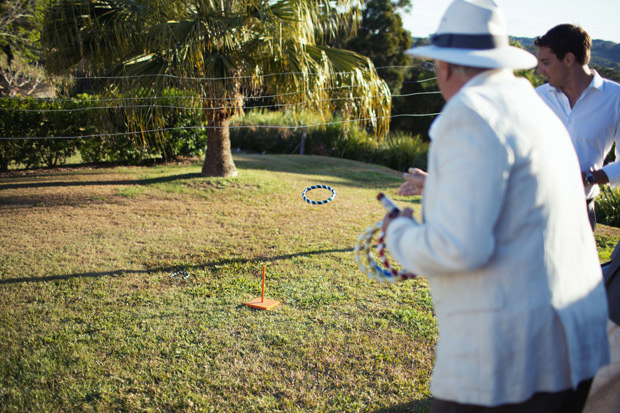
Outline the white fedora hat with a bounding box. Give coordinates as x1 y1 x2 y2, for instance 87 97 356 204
405 0 537 70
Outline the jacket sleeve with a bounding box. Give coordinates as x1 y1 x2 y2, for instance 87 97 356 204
385 102 513 276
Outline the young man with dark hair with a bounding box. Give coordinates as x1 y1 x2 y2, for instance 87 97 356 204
535 23 620 413
534 24 592 66
535 24 620 230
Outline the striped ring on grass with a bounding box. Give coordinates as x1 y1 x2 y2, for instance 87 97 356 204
302 184 336 205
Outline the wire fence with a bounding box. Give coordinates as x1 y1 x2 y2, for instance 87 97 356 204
0 66 442 141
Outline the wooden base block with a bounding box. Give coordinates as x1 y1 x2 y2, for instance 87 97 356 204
245 297 281 310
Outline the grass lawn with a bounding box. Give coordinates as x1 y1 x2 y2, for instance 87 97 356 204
0 154 618 412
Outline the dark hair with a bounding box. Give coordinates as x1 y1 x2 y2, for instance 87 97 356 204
534 24 591 65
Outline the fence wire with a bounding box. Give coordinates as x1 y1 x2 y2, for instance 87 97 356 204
0 66 442 141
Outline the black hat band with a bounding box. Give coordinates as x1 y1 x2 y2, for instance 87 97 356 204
431 33 508 50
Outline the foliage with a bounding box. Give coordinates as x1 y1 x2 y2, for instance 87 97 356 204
0 0 49 97
41 0 392 177
0 0 44 65
95 88 208 162
593 65 620 83
0 96 97 170
390 65 442 140
510 39 546 87
343 0 413 94
0 92 207 170
230 109 428 172
590 39 620 72
596 185 620 228
516 69 545 88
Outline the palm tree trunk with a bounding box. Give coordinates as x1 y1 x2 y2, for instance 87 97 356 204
201 113 237 177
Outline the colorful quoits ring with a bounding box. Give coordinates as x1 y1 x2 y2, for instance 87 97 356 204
302 184 336 205
354 221 417 283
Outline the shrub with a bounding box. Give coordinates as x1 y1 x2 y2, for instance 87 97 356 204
230 109 429 172
0 96 99 170
0 90 207 170
596 185 620 227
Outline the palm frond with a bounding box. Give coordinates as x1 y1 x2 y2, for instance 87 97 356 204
42 0 391 152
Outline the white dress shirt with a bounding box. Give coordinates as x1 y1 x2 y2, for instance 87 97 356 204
386 69 610 406
536 71 620 199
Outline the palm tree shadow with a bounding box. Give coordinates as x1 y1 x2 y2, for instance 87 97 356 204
372 398 433 412
0 246 354 285
0 172 202 190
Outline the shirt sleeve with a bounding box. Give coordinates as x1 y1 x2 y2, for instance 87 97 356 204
385 102 512 276
601 113 620 188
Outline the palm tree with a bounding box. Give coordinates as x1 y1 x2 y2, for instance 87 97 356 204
42 0 391 177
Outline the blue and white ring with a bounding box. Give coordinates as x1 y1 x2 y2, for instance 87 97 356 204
302 184 336 205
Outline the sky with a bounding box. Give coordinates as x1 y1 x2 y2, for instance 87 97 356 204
401 0 620 43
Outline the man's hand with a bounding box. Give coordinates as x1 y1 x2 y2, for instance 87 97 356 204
382 207 414 233
581 169 610 187
398 168 427 196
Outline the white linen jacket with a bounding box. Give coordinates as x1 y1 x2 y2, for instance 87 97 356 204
386 69 610 406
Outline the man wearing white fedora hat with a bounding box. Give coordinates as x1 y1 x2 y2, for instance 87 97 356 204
382 0 610 411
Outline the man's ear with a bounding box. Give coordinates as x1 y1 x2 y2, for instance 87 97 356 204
437 60 452 81
563 52 576 66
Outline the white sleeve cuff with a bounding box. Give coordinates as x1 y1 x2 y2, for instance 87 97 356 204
602 162 620 189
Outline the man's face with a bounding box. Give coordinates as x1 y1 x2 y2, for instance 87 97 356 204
537 46 569 88
434 60 450 101
435 60 445 88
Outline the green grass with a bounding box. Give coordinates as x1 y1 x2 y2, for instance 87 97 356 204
0 155 433 412
0 154 617 412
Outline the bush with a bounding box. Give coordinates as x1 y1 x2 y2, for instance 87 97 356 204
0 96 99 170
230 109 428 172
79 89 207 164
0 90 208 170
1 99 427 174
595 186 620 227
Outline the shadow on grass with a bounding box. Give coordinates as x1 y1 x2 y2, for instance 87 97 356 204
1 155 417 193
0 247 354 285
372 398 434 413
234 155 406 189
0 172 202 190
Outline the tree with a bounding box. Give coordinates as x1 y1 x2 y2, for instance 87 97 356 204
41 0 391 177
0 0 41 64
343 0 412 94
390 64 442 140
0 0 48 96
594 65 620 83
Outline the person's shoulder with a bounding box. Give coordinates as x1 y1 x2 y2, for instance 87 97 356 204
601 76 620 94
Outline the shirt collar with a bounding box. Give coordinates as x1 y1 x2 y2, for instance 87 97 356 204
461 68 513 91
590 69 604 91
547 69 604 95
429 69 512 139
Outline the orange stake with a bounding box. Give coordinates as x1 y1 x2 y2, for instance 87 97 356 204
261 265 265 302
245 265 280 310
